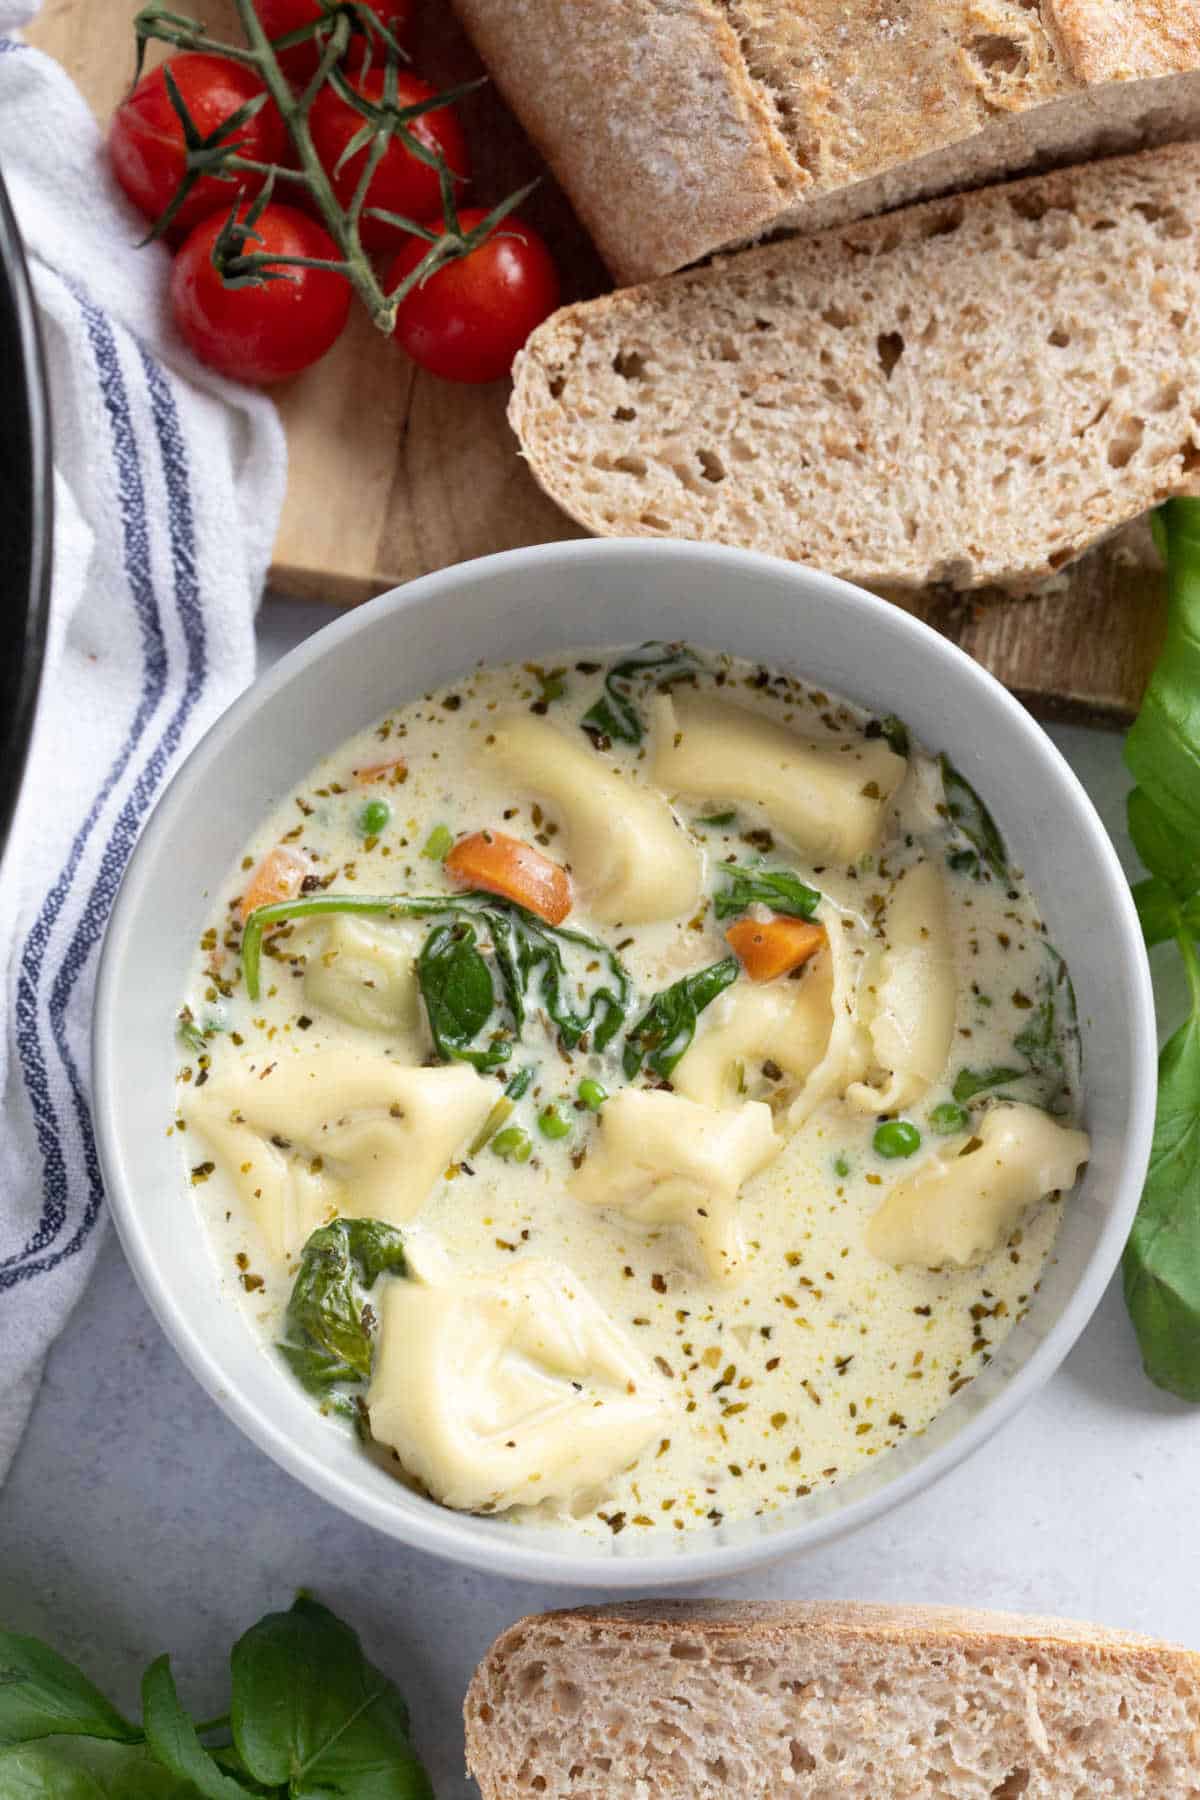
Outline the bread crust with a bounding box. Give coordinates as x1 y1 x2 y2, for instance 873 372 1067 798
452 0 1200 281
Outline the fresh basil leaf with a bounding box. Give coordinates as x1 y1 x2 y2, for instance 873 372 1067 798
1123 1011 1200 1400
939 756 1009 880
579 643 699 746
1132 877 1183 950
623 958 739 1080
0 1740 195 1798
713 866 821 921
280 1219 407 1389
417 919 508 1072
0 1636 139 1747
951 1065 1024 1105
141 1659 247 1800
231 1598 432 1799
1125 499 1200 850
1127 786 1200 900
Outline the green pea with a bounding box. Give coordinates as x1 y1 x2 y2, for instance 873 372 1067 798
577 1077 608 1112
929 1102 970 1136
873 1119 922 1160
421 823 453 861
698 811 736 828
357 798 391 838
538 1104 571 1141
491 1126 532 1164
833 1154 851 1178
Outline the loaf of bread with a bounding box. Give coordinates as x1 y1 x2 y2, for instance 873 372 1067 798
452 0 1200 282
465 1600 1200 1798
509 143 1200 593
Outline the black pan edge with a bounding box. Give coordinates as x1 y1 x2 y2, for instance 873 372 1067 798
0 161 52 862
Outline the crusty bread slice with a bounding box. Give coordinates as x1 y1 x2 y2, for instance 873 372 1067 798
509 143 1200 593
452 0 1200 283
465 1600 1200 1798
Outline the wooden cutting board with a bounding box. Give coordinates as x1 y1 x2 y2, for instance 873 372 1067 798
29 0 1166 725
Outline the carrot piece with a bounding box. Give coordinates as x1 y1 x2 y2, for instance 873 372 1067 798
352 756 408 786
239 845 307 924
445 829 572 925
725 914 826 982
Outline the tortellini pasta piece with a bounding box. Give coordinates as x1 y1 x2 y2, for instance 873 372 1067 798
672 974 833 1110
483 713 700 924
867 1102 1090 1269
183 1051 492 1261
847 861 957 1113
367 1258 670 1512
783 906 873 1129
571 1088 779 1282
651 692 906 862
301 915 423 1036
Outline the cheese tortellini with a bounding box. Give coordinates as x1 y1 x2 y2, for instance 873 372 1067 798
300 916 423 1037
570 1088 779 1281
651 692 906 862
867 1102 1090 1269
847 861 957 1113
184 1052 492 1261
483 712 700 923
367 1258 670 1512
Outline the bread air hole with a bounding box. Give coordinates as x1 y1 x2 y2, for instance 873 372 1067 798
1106 416 1145 469
877 332 905 379
613 349 647 380
969 33 1025 78
790 1741 817 1772
991 1770 1031 1798
698 448 726 483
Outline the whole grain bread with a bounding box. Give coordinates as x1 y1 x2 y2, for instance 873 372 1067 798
509 143 1200 593
465 1600 1200 1798
452 0 1200 283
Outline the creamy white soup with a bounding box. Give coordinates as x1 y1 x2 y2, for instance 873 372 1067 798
175 645 1088 1540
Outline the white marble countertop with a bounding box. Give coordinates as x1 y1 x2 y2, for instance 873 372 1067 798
0 595 1195 1795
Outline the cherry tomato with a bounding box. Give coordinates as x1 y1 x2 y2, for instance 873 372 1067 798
387 209 560 384
109 53 287 240
256 0 414 81
170 203 351 384
309 68 470 248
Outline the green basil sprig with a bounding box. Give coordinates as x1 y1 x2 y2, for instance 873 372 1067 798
713 864 821 921
239 890 631 1064
1123 498 1200 1401
278 1217 407 1398
579 642 699 746
623 957 739 1080
0 1597 432 1797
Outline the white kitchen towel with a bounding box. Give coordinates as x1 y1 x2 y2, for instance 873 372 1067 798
0 8 287 1477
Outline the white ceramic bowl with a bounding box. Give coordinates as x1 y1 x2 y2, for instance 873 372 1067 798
94 540 1156 1587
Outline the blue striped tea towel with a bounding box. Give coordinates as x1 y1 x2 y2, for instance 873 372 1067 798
0 5 287 1477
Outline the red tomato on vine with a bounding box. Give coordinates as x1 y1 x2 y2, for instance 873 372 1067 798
309 68 470 248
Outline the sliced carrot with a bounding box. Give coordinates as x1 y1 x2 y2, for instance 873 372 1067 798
445 829 572 925
352 756 408 786
725 914 826 982
238 845 307 924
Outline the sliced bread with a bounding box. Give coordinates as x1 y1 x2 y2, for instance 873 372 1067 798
509 143 1200 593
465 1600 1200 1798
452 0 1200 283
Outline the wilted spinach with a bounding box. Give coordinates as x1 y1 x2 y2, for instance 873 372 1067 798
713 865 821 921
623 957 739 1080
579 642 699 746
278 1217 407 1396
939 755 1009 880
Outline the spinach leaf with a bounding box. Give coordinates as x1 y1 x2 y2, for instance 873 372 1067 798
939 756 1009 880
579 643 699 746
0 1637 139 1748
1121 498 1200 1400
0 1740 196 1798
951 1066 1024 1105
623 957 739 1080
713 865 821 921
1124 1008 1200 1400
238 893 631 1059
231 1598 432 1800
280 1219 407 1391
417 919 508 1072
866 714 910 758
141 1660 247 1800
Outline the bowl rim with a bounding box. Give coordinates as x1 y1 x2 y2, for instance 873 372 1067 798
93 537 1158 1586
